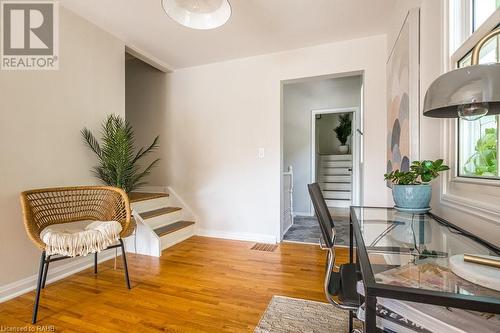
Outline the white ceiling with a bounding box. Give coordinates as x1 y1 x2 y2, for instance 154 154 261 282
62 0 397 70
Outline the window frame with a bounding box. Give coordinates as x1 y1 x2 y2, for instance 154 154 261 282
435 0 500 224
446 0 500 188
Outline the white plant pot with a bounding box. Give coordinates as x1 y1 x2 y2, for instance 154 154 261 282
339 145 349 154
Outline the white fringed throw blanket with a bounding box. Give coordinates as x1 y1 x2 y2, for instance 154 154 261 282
40 221 122 257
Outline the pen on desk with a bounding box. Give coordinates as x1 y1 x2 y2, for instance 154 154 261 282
463 254 500 269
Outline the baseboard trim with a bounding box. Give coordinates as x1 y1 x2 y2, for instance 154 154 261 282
293 211 314 217
281 222 293 239
281 240 350 249
197 229 277 244
281 239 318 246
0 249 120 303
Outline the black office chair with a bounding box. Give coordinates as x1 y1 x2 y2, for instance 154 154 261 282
308 183 360 333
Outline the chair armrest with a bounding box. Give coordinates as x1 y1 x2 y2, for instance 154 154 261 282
121 217 137 238
319 237 329 250
319 237 340 270
107 187 132 238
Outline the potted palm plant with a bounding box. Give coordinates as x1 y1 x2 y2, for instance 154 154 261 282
334 114 351 154
384 159 449 213
81 114 160 193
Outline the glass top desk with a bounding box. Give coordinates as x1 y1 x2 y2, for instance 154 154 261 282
349 206 500 332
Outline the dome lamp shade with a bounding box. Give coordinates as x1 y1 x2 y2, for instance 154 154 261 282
423 28 500 120
162 0 231 30
423 63 500 120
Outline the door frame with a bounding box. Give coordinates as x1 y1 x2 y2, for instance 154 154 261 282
279 71 365 243
310 107 362 214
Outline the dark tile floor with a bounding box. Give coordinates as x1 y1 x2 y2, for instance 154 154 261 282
283 214 350 246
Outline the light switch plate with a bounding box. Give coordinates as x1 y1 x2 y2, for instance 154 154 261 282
258 148 265 159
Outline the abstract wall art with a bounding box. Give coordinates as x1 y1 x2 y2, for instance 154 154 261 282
386 8 420 187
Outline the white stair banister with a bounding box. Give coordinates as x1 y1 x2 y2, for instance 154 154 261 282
282 166 294 234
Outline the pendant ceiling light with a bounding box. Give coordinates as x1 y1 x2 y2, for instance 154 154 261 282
162 0 231 30
424 28 500 120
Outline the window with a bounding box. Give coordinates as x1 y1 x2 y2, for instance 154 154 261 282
452 0 500 180
458 115 498 178
473 0 500 31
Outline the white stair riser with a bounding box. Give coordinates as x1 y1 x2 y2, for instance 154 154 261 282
131 197 171 213
321 175 351 183
322 191 351 200
127 190 196 257
144 210 183 229
123 222 160 257
320 168 351 175
320 183 351 191
320 155 352 161
325 199 351 208
159 225 195 251
321 161 352 168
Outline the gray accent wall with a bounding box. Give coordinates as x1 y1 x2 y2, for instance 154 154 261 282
125 58 168 187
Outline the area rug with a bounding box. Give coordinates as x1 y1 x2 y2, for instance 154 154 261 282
283 216 350 246
255 296 361 333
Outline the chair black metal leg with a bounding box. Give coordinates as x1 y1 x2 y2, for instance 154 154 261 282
32 251 46 324
365 296 377 333
41 255 50 289
119 239 131 289
94 252 98 274
348 310 353 332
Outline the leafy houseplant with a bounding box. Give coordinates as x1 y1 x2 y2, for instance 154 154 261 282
82 114 160 193
463 127 497 177
384 160 449 212
334 114 351 154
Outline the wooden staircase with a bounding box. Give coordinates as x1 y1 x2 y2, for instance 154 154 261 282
124 192 196 257
318 155 352 208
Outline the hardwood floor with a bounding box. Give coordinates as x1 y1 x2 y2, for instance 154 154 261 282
0 236 348 332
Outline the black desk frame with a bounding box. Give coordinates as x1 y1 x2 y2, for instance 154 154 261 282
349 206 500 333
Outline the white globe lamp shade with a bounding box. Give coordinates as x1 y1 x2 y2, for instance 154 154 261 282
162 0 231 30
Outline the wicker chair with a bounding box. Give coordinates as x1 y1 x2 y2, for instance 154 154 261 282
20 186 135 323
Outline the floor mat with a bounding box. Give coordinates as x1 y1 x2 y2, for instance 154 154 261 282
283 215 350 246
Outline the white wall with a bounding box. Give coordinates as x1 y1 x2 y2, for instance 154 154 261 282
0 7 125 286
125 58 168 186
388 0 500 245
283 76 361 214
387 0 423 55
165 35 388 242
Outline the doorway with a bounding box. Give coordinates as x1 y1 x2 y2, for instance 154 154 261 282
280 74 363 244
311 108 360 210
